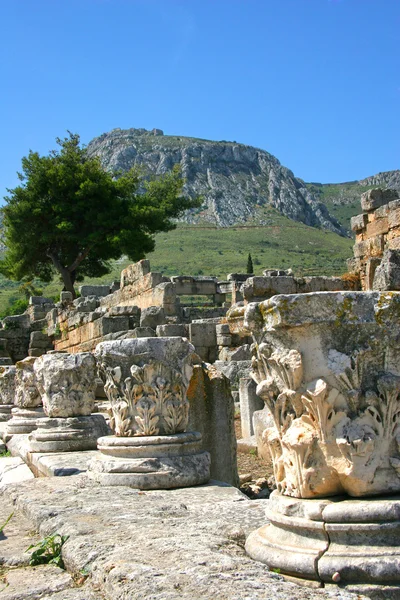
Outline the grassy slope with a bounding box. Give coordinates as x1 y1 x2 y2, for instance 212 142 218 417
0 208 353 313
306 182 369 231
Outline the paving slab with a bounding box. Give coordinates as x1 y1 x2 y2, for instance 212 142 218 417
2 476 366 600
0 456 34 487
0 565 74 600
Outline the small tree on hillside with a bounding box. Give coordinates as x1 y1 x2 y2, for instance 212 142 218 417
246 253 254 274
1 133 200 298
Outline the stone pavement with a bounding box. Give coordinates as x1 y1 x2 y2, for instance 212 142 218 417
0 477 368 600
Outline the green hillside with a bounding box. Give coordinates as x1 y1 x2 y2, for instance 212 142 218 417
0 208 353 315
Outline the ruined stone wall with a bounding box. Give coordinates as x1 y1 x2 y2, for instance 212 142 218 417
349 188 400 289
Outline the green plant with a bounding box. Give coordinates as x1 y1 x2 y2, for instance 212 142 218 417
1 134 200 298
249 448 257 456
0 513 13 534
0 298 29 320
27 533 69 569
246 253 254 274
0 450 11 458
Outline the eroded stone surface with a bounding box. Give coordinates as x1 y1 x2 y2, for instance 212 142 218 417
0 366 16 406
2 477 363 600
95 337 195 436
14 357 41 409
34 353 97 418
233 292 400 499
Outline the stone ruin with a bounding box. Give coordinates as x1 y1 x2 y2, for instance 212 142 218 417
1 187 400 598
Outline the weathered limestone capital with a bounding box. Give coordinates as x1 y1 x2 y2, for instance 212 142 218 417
0 365 16 421
28 352 108 453
90 337 211 489
229 291 400 591
34 352 97 418
230 291 400 499
15 357 41 409
95 337 195 437
5 357 45 437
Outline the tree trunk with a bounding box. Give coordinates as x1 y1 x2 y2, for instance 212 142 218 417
60 269 76 298
47 251 77 299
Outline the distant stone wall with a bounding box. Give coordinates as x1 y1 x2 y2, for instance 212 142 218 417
349 188 400 289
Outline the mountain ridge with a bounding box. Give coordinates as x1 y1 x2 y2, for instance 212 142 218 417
87 128 399 235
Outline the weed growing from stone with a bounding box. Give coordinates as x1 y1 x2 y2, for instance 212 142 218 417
0 512 13 534
27 533 69 569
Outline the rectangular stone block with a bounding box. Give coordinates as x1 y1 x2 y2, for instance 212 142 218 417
350 213 368 232
187 364 238 486
389 208 400 229
68 327 82 346
361 188 399 212
217 335 232 346
100 316 130 336
239 377 264 438
79 285 110 298
365 217 389 238
242 276 297 302
120 260 151 288
156 324 188 337
216 323 230 335
387 237 400 250
189 322 217 348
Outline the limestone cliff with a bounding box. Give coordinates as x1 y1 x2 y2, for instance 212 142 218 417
87 128 346 235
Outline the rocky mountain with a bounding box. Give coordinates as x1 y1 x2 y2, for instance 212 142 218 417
87 128 346 236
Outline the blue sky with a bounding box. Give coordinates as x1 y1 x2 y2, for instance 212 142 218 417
0 0 399 201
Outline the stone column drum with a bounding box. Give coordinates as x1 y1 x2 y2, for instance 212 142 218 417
28 352 109 452
5 357 45 437
88 337 210 489
229 292 400 594
0 366 16 421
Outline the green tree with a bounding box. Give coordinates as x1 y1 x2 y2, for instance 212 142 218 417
1 133 200 298
246 253 254 274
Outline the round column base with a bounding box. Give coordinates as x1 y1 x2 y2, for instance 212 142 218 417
246 490 400 592
6 407 45 436
28 414 109 452
0 405 14 422
88 432 211 489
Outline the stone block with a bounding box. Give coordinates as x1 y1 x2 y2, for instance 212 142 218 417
216 323 230 335
189 322 216 348
79 285 110 297
372 249 400 291
242 276 297 302
365 217 389 238
375 203 390 218
253 406 274 461
187 364 238 486
227 273 249 282
216 335 232 346
388 198 400 211
350 213 368 232
100 316 130 336
28 348 46 357
60 291 73 302
131 327 156 338
140 306 166 329
156 324 188 337
239 377 264 438
388 207 400 229
360 188 399 212
387 236 400 250
67 327 81 347
109 305 141 317
120 259 151 288
29 296 54 306
171 276 217 296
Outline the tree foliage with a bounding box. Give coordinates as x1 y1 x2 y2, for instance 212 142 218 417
1 133 200 297
246 253 254 274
